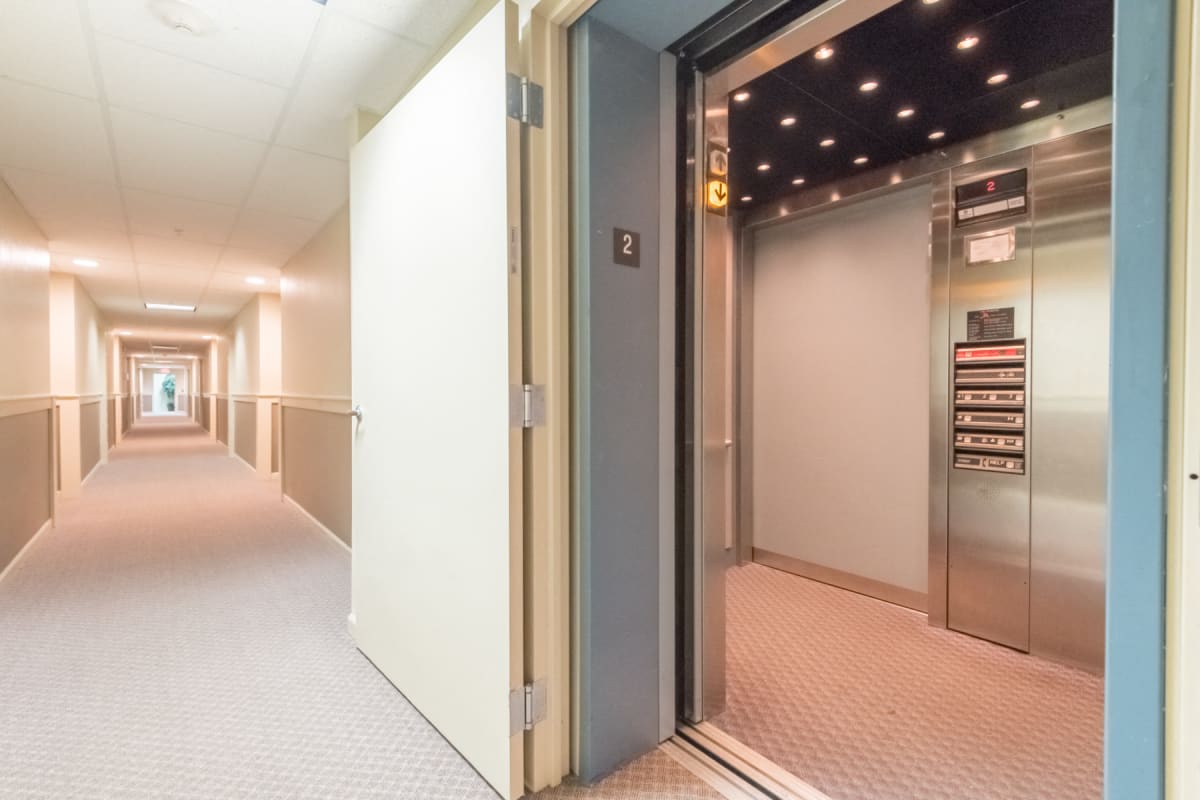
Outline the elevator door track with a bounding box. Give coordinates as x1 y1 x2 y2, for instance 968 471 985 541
672 722 834 800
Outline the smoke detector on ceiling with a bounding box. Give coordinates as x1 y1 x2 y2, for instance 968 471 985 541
149 0 218 36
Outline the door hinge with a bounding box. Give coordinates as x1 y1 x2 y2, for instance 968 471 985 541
510 384 546 429
506 73 544 128
509 679 548 735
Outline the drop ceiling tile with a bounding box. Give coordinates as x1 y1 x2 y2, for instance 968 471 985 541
96 36 289 141
0 80 114 181
0 0 97 97
85 0 322 88
246 147 347 221
275 13 428 158
123 189 238 244
133 234 222 271
2 168 125 238
48 231 133 261
227 210 322 258
327 0 475 48
209 269 279 293
110 108 266 204
215 249 284 276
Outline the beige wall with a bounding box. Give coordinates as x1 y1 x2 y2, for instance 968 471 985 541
233 400 256 468
280 207 352 544
74 279 105 396
49 272 107 495
225 293 281 478
227 296 262 397
0 178 52 575
282 208 351 399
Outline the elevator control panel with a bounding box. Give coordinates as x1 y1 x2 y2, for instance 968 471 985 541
955 169 1028 227
953 338 1027 474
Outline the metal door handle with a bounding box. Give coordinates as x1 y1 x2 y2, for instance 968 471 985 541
349 405 362 422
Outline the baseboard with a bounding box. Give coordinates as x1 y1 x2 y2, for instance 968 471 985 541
752 547 928 613
283 493 351 554
0 518 52 587
80 460 102 487
231 452 256 473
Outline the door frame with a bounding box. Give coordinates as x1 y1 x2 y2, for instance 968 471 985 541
674 2 1176 799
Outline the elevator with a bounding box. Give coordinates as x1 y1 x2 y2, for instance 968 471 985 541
674 0 1113 795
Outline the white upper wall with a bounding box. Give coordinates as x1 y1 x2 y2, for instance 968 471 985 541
281 206 350 399
0 179 50 399
225 292 281 397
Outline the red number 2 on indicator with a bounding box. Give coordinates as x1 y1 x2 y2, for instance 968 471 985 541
986 180 996 192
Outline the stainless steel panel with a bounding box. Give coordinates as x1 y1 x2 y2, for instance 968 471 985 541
736 227 755 566
947 150 1033 652
928 172 951 628
1029 127 1111 672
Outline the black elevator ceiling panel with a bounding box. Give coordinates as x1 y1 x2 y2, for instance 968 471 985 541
728 0 1113 209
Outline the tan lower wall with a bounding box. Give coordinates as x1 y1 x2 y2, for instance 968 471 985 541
216 398 229 445
121 396 133 433
0 410 51 572
200 397 211 432
80 400 101 481
282 406 351 546
271 402 280 474
107 399 116 448
233 400 256 468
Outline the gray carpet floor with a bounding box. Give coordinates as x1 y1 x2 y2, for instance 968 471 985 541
0 420 715 800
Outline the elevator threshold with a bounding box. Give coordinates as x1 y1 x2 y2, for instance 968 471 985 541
668 722 834 800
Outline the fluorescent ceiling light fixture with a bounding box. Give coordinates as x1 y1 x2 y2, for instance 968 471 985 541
117 330 132 335
957 35 979 50
987 72 1009 85
1021 98 1041 109
897 107 915 119
741 195 753 202
819 137 836 147
928 129 946 140
72 258 99 267
859 80 879 92
732 90 751 102
245 276 266 285
756 162 771 172
792 177 806 186
854 156 870 165
202 335 215 340
814 45 834 61
145 302 196 312
780 116 797 127
922 0 942 4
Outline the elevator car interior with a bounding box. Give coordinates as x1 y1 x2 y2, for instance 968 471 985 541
671 1 1114 798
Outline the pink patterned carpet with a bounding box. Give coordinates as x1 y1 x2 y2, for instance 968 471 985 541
715 563 1103 800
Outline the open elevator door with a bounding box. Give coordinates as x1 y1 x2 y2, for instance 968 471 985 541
348 2 526 798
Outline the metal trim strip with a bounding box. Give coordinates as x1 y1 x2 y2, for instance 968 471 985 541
752 548 928 613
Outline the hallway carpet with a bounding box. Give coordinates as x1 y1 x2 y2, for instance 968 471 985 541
715 562 1104 800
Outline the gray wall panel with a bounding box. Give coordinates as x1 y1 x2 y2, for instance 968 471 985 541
233 400 255 468
572 15 663 782
749 185 932 597
79 401 101 481
282 407 351 546
0 411 51 572
216 399 229 445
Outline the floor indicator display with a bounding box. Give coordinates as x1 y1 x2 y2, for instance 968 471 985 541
953 338 1027 474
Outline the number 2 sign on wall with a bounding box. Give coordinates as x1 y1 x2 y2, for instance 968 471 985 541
613 228 641 268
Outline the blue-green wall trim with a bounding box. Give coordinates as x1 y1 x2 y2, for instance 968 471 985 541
1106 1 1172 798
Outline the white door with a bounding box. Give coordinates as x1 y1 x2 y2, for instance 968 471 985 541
349 2 524 798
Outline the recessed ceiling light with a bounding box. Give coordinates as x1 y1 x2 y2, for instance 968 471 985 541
117 330 132 336
780 116 797 127
957 35 979 50
733 90 751 103
929 129 946 140
922 0 942 4
741 195 753 202
897 107 915 119
1021 98 1041 110
756 162 771 172
245 276 266 285
814 45 834 61
792 177 806 186
859 80 879 92
854 156 870 165
145 302 196 312
202 335 215 340
820 137 836 147
72 258 99 267
987 72 1009 85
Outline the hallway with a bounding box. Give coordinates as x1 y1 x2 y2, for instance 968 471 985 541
0 421 498 799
